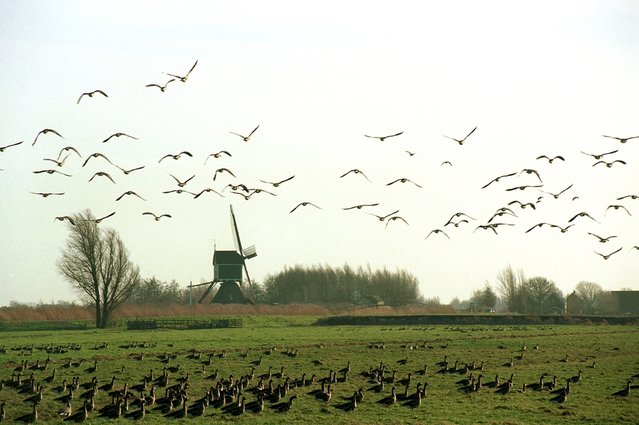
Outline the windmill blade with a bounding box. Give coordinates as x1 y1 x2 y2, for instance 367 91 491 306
198 282 218 303
230 204 244 254
243 263 257 304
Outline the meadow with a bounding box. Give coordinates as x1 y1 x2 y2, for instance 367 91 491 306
1 318 637 424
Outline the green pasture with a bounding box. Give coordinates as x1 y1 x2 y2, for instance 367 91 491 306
1 319 637 424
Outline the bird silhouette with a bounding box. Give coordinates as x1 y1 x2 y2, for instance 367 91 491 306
260 175 295 187
540 184 573 199
31 191 65 197
290 201 322 213
606 204 631 216
0 141 23 152
55 216 76 225
602 134 639 143
386 178 422 188
518 168 543 183
146 78 176 92
340 169 371 182
581 149 618 160
82 152 113 167
594 247 622 260
445 212 476 225
204 151 232 164
194 188 224 199
367 209 400 221
44 153 71 167
33 169 72 177
32 128 63 146
165 60 198 82
506 184 543 192
443 126 477 145
588 232 617 243
441 160 453 166
77 89 108 104
385 215 409 228
406 150 417 156
91 212 116 224
143 212 171 221
57 146 82 159
568 211 599 223
508 200 536 209
425 229 450 239
170 174 195 187
481 172 517 189
364 131 404 141
230 125 260 142
163 189 196 196
116 191 146 201
536 155 565 163
593 159 626 168
213 168 236 181
616 194 638 201
342 203 379 210
158 151 193 163
116 165 145 175
101 132 138 143
89 171 116 184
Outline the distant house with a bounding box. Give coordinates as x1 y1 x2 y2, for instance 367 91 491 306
566 291 586 315
610 291 639 315
358 295 384 307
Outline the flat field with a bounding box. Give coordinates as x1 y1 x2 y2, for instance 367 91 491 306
1 318 637 424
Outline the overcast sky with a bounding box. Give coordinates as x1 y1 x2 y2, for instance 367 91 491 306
1 0 638 307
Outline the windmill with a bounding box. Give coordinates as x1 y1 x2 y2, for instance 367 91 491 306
190 205 257 304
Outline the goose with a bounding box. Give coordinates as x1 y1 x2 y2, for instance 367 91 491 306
425 229 450 240
116 165 145 175
259 175 295 187
89 171 116 184
229 125 260 142
270 395 297 412
588 232 617 243
581 149 618 160
193 188 224 199
606 204 632 216
540 184 573 199
402 387 422 408
57 146 82 159
0 402 4 421
213 167 236 181
488 210 517 223
116 191 146 201
77 89 108 104
508 200 536 209
376 386 397 405
204 150 232 164
33 128 63 146
441 160 453 166
602 134 639 143
364 131 404 141
335 392 358 411
548 223 574 233
550 389 568 403
91 212 116 224
340 168 371 182
142 212 171 221
568 211 599 223
593 159 626 168
594 247 622 260
386 177 422 188
444 219 469 228
290 201 322 213
367 209 399 221
443 126 477 145
82 152 113 167
31 191 65 197
43 154 70 167
506 184 543 192
146 78 176 92
445 212 476 225
33 169 72 176
385 215 409 228
0 140 23 152
481 172 517 189
406 150 417 156
170 174 195 187
342 203 379 210
165 60 198 82
101 132 138 143
567 370 583 383
611 381 631 397
536 154 565 163
617 194 638 201
163 189 196 196
16 400 38 423
158 151 192 163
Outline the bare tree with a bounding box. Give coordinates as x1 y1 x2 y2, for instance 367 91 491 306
496 265 525 312
574 281 603 313
57 209 140 328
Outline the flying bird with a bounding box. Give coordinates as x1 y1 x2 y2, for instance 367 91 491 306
116 191 147 201
158 151 193 163
425 229 450 240
488 209 517 223
594 247 622 260
260 175 295 187
445 212 476 226
588 233 617 243
116 165 145 175
54 216 75 225
606 204 632 216
548 223 575 233
536 155 565 163
507 200 536 209
142 212 172 221
342 203 379 210
30 192 65 197
57 146 82 159
602 134 639 143
165 60 198 82
568 211 599 223
441 160 453 167
89 171 116 184
593 159 626 168
204 151 232 164
386 178 422 188
443 126 477 145
519 168 543 183
43 154 70 167
581 150 618 160
367 209 400 222
340 169 371 182
32 128 63 146
539 184 573 199
0 141 23 152
406 150 417 156
525 223 551 233
506 184 543 192
82 152 113 167
77 89 108 104
481 172 517 189
92 212 116 224
163 189 196 196
170 174 195 187
102 132 138 143
364 131 404 141
145 78 176 92
194 188 224 199
224 183 249 193
617 194 638 201
290 201 322 213
230 125 260 142
33 169 72 177
385 215 409 228
213 168 236 181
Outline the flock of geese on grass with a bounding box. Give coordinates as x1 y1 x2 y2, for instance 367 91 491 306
0 59 638 259
1 333 638 422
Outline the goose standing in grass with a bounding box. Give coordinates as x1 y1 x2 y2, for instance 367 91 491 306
611 381 631 397
270 395 297 412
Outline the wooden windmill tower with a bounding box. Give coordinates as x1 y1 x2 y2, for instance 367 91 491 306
191 205 257 304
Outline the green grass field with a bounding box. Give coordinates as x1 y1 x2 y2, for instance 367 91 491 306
1 319 637 424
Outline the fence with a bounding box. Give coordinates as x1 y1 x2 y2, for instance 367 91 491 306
126 318 243 330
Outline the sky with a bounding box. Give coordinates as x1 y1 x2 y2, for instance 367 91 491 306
0 0 638 307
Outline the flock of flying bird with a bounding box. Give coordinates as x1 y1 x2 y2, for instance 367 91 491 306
0 59 638 265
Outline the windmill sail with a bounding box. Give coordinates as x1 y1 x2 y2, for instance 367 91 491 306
228 205 257 302
230 205 242 254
